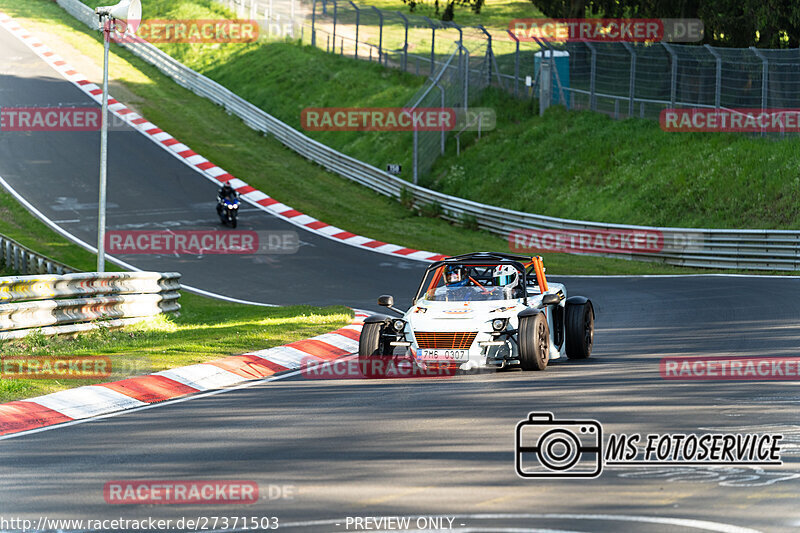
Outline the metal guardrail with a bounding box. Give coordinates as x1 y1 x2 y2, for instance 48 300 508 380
0 234 76 275
56 0 800 270
0 272 181 339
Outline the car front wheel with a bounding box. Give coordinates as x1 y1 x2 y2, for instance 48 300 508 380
518 312 549 371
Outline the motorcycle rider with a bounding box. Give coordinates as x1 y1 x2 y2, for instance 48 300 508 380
216 182 239 218
218 182 238 203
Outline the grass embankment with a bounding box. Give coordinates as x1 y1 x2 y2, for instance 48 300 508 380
0 184 351 402
0 0 701 275
81 0 800 230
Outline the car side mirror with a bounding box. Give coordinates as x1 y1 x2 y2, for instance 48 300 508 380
378 295 394 307
542 293 561 306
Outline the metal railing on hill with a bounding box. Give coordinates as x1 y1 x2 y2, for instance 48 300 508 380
0 234 76 275
55 0 800 270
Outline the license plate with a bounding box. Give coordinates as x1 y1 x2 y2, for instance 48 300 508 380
418 349 468 361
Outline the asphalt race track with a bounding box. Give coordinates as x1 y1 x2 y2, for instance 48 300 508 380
1 20 800 533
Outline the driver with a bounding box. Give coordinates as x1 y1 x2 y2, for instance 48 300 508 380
444 265 468 287
494 265 521 299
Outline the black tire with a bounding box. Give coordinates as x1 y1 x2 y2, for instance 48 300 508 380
565 300 594 359
358 322 389 378
518 312 549 371
358 322 385 357
230 211 238 228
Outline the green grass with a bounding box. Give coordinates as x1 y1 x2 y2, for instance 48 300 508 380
425 89 800 229
0 191 109 272
70 0 800 231
0 295 351 402
0 0 716 275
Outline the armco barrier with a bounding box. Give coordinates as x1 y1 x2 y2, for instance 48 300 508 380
0 272 181 339
0 234 76 275
56 0 800 270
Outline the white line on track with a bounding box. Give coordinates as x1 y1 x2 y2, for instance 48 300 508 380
0 174 277 307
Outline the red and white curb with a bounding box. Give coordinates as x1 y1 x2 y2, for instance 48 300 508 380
0 12 447 263
0 312 367 436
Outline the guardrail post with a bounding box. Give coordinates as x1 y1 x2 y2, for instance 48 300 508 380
704 44 722 109
622 41 636 117
751 46 769 137
371 6 383 64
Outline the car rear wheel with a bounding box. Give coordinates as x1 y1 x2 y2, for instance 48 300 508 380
565 300 594 359
519 313 549 371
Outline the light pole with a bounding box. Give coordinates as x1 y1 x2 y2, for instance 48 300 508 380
94 0 141 272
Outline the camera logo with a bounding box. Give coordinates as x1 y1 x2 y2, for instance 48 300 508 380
515 412 603 478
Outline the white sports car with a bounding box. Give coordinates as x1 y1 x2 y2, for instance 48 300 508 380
359 252 594 372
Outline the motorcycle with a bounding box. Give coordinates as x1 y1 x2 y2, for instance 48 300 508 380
216 195 240 228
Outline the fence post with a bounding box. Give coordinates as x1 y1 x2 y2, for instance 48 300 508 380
332 0 337 46
396 12 409 72
371 6 383 63
507 30 520 98
661 42 678 109
423 16 435 76
581 40 597 111
463 44 470 109
704 44 722 109
350 1 359 59
413 129 419 185
476 25 494 86
311 0 316 46
438 82 446 154
750 47 769 137
622 41 636 117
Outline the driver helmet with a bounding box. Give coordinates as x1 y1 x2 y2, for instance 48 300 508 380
444 265 465 285
493 265 518 289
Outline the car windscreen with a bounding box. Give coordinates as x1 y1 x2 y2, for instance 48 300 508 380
423 285 509 302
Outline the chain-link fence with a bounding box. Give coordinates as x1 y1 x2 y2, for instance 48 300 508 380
407 41 495 182
562 40 800 129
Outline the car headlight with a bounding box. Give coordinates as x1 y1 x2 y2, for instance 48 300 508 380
392 319 405 332
492 318 507 331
